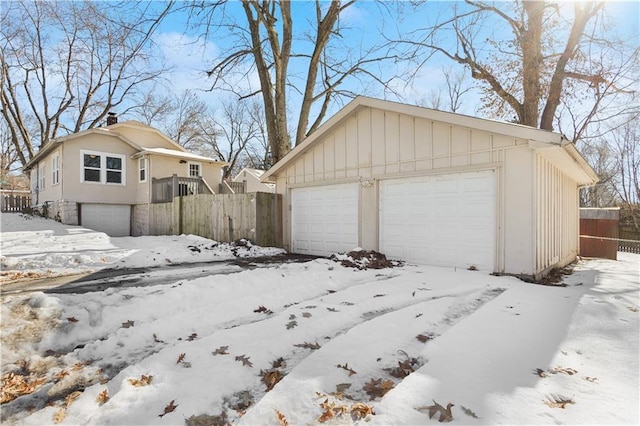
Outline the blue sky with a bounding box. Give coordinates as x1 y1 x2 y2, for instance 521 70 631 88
146 1 638 129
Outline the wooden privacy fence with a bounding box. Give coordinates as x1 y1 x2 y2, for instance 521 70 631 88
148 192 281 247
1 193 31 212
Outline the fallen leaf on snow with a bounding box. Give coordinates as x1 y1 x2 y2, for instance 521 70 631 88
363 378 394 400
235 355 253 368
128 374 153 387
286 320 297 329
96 389 109 405
159 400 178 417
294 341 321 350
212 346 229 356
275 409 289 425
121 320 134 328
336 363 357 376
543 395 574 409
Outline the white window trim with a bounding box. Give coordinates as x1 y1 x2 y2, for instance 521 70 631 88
80 149 126 186
52 152 60 185
38 162 45 190
139 157 147 183
187 161 202 177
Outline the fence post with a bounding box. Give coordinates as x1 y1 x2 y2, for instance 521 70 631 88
172 174 179 199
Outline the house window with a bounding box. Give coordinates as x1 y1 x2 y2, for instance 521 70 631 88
52 152 60 185
139 158 147 182
80 150 125 185
188 162 201 177
38 162 45 190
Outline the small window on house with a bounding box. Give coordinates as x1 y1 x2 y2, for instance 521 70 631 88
81 150 125 185
188 162 201 177
139 158 147 182
38 162 45 190
106 156 122 183
52 153 60 185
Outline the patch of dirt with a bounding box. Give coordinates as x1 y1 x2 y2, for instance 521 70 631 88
330 250 402 270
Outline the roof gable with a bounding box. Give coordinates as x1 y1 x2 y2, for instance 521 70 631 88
263 96 572 180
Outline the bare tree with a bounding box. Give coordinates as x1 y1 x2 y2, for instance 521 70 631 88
189 0 399 163
419 66 473 113
405 1 638 139
1 1 173 166
211 99 265 179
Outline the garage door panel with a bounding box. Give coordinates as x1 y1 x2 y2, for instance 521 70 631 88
81 204 131 237
380 170 495 270
291 183 358 256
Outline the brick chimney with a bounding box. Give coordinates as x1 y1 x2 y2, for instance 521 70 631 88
106 112 117 126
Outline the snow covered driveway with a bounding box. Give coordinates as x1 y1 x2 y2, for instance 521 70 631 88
1 213 638 425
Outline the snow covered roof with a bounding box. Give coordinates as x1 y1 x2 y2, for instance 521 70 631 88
132 148 229 166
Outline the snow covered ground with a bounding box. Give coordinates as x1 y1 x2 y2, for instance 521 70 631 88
1 212 639 425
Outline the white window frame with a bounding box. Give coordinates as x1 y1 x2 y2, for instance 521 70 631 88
139 157 147 183
52 152 60 185
187 161 202 177
80 150 126 185
38 162 45 190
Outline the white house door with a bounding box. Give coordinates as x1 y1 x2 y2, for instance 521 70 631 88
379 170 496 270
81 204 131 237
290 183 359 256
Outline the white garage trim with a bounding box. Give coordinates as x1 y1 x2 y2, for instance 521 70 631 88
81 204 131 237
291 183 359 256
379 170 496 270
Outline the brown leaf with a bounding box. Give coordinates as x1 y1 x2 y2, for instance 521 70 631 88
387 358 418 379
363 378 394 400
351 402 374 420
272 357 286 368
176 353 186 364
65 390 82 407
128 374 153 387
549 366 578 375
153 333 165 344
294 341 320 350
212 346 229 355
121 320 135 329
1 372 47 403
235 354 253 368
254 305 273 314
416 400 454 422
96 389 109 405
159 400 178 418
67 317 79 323
584 376 598 383
302 312 312 318
275 409 289 426
336 363 357 376
186 332 198 341
261 369 284 391
543 395 574 409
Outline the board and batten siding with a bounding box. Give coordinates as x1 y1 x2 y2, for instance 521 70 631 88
535 154 579 274
283 107 525 184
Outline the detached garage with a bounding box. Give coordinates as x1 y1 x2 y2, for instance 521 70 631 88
262 96 598 279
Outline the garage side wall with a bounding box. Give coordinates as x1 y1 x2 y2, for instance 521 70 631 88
275 106 534 272
534 154 579 276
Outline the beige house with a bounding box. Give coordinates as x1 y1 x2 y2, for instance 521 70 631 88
262 96 598 279
23 119 228 237
232 168 276 193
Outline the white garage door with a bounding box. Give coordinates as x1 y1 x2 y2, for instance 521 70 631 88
291 183 358 256
81 204 131 237
380 170 495 270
